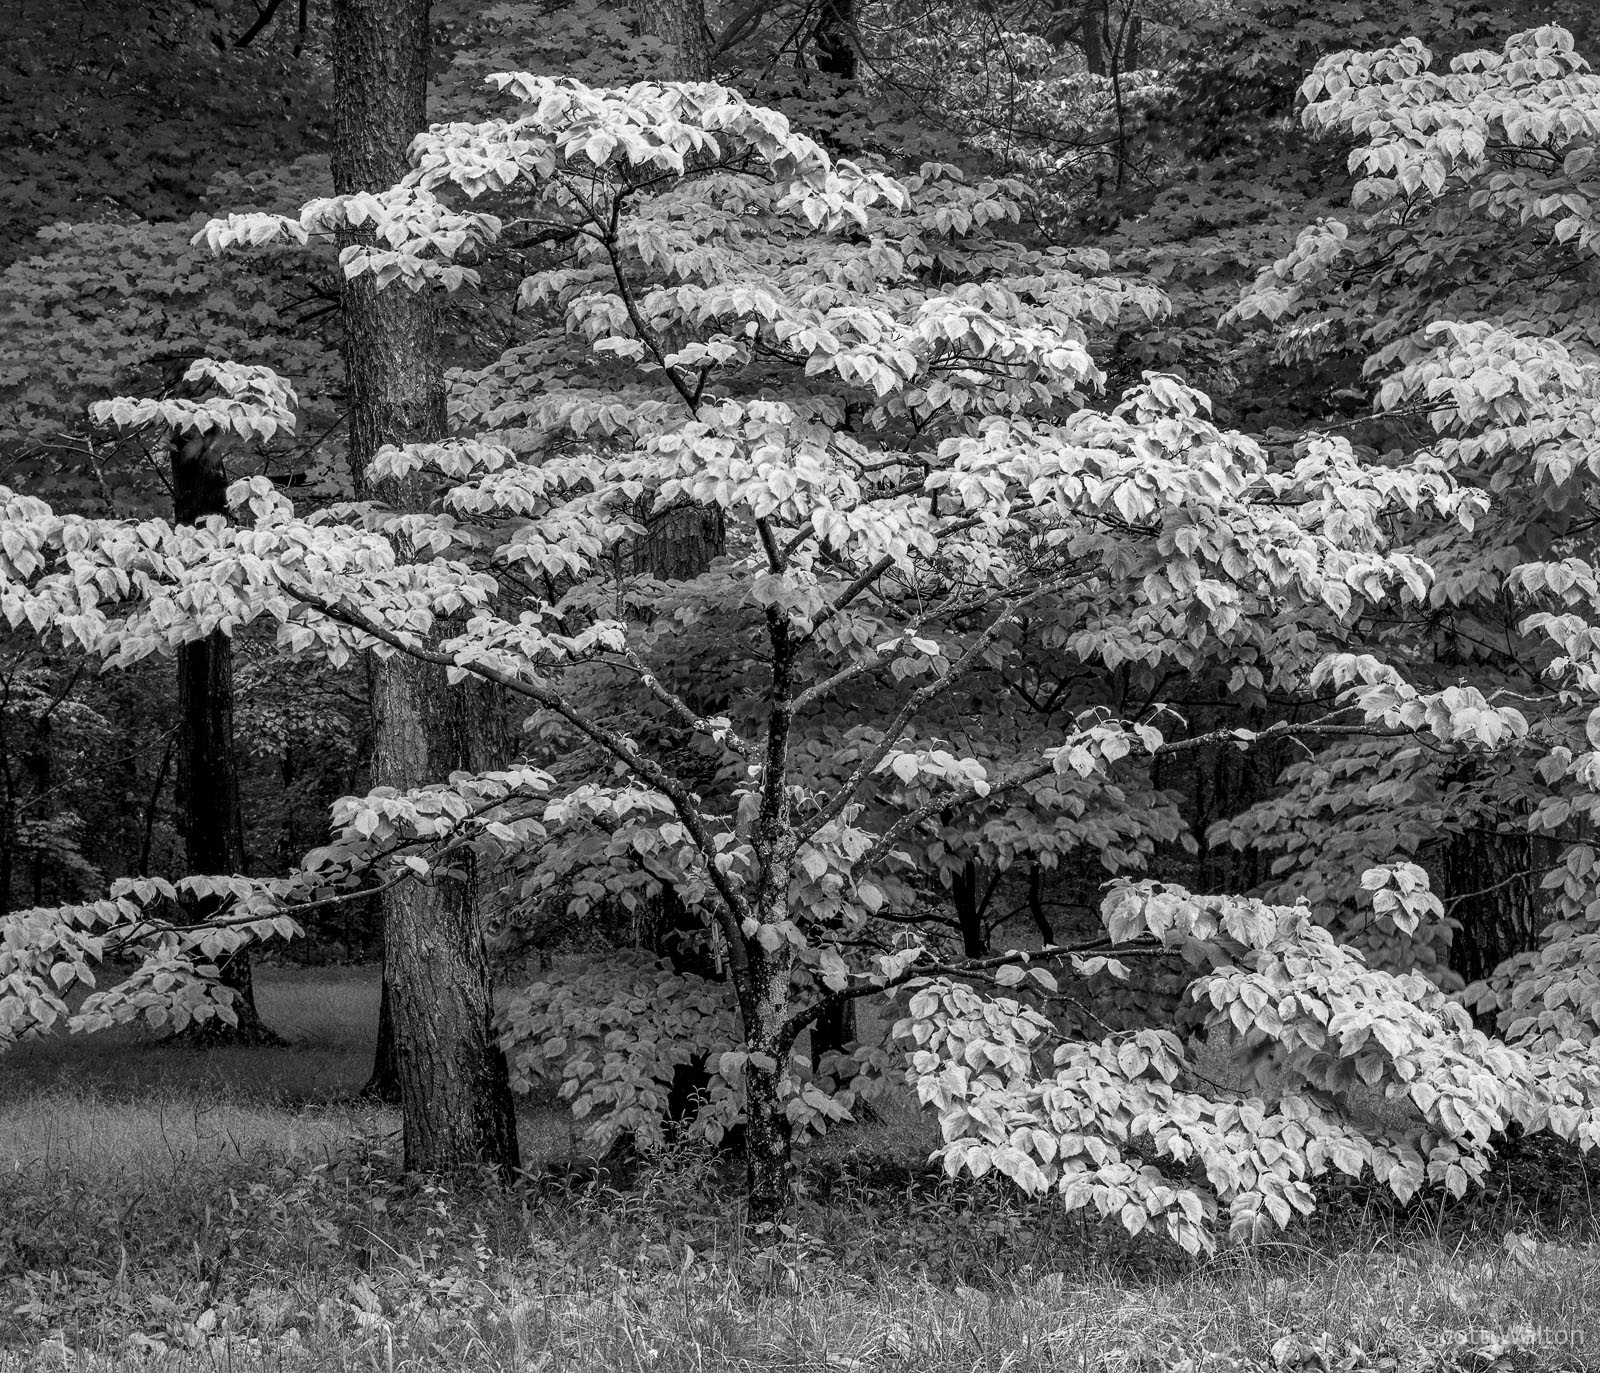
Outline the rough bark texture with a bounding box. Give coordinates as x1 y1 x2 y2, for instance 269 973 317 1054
370 657 520 1175
632 501 724 581
1443 826 1551 987
633 0 713 81
334 0 520 1177
740 952 797 1221
170 422 271 1042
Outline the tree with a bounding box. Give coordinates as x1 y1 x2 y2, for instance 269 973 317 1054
633 0 715 81
329 0 520 1175
165 370 272 1040
7 31 1600 1248
1214 23 1600 990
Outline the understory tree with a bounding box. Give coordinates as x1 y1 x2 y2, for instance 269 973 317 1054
1 53 1599 1250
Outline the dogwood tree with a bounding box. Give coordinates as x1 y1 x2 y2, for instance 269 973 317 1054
1220 26 1600 1000
3 70 1597 1246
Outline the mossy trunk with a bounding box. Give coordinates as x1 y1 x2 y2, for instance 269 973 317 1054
740 945 797 1222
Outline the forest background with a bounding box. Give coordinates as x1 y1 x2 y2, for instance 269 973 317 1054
3 0 1600 1369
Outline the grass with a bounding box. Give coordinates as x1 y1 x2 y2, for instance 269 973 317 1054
0 966 1596 1372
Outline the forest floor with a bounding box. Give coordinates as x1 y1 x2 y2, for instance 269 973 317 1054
0 966 1596 1372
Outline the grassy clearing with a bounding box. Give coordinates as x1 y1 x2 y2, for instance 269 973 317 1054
0 967 1596 1372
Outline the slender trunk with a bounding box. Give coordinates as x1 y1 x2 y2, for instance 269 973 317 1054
170 422 271 1043
0 684 13 915
334 0 520 1177
739 946 796 1221
951 859 987 957
24 712 48 905
1026 862 1054 944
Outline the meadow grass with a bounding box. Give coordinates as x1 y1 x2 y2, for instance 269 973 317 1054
0 966 1596 1372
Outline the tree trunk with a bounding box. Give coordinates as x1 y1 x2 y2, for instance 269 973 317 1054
633 0 713 81
1081 1 1106 75
739 949 796 1221
809 996 856 1072
951 859 988 957
1442 825 1550 987
1026 862 1054 944
361 962 403 1102
334 0 520 1177
371 657 519 1174
170 419 272 1043
813 0 856 78
632 501 724 581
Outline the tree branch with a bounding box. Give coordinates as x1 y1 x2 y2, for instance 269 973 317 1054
800 576 1074 839
283 588 756 939
861 715 1417 871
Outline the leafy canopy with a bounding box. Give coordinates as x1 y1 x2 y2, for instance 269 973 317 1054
2 62 1598 1251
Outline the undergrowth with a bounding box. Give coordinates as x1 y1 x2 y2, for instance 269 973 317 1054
0 970 1594 1371
0 1086 1595 1372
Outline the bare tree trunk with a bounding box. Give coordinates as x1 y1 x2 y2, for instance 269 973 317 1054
334 0 520 1177
633 0 713 81
170 422 272 1043
369 654 519 1174
1081 1 1107 75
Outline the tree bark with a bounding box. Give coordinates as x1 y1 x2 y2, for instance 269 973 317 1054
1442 826 1550 987
1082 2 1107 75
370 657 519 1174
633 0 713 81
739 950 797 1222
334 0 520 1177
170 419 272 1043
